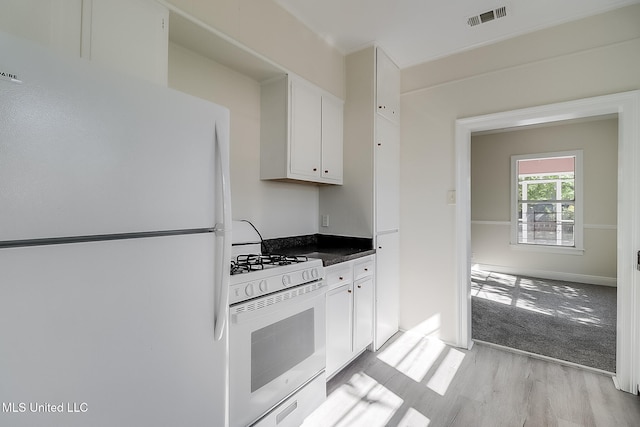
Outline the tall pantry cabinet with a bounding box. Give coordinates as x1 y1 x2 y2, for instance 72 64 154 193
319 46 400 351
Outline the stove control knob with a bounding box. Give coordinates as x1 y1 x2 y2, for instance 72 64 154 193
311 268 319 279
258 280 268 293
302 270 310 281
244 283 255 297
282 275 291 287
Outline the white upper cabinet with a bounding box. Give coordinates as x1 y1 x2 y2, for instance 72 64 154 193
321 95 344 182
376 48 400 124
290 78 323 179
82 0 168 85
0 0 82 56
261 74 344 185
0 0 168 85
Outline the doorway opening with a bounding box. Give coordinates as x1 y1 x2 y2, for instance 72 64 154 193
455 90 640 394
469 118 617 372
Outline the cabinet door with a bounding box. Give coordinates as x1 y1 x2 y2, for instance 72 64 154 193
82 0 168 85
321 95 344 183
353 276 374 353
376 48 400 124
375 116 400 232
0 0 82 55
290 79 322 179
375 233 399 350
326 283 353 378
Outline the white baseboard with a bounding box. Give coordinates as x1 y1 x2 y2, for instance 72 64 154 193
473 263 617 287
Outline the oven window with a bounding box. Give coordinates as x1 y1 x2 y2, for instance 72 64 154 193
251 308 315 392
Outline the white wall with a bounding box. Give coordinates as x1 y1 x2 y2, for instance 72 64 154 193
471 119 618 284
399 4 640 343
168 43 319 238
318 47 376 239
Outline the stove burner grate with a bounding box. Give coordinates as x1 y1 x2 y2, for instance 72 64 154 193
231 254 309 275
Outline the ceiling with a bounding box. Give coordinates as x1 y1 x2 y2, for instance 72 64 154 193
273 0 640 69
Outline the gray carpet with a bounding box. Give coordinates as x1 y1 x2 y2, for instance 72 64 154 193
471 269 616 372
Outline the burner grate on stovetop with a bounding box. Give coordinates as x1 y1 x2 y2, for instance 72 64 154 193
230 254 309 275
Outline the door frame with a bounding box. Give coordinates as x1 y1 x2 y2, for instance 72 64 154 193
454 90 640 394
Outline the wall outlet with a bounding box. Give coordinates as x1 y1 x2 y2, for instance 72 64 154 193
321 214 329 227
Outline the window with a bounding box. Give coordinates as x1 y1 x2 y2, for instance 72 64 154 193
510 151 583 252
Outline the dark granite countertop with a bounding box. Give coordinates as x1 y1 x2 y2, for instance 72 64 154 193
262 234 375 267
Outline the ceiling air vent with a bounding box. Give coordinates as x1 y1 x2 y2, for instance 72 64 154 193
467 6 508 27
467 15 481 27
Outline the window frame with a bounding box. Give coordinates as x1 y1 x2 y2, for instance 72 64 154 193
509 150 584 254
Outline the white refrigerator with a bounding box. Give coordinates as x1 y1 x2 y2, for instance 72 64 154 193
0 32 231 427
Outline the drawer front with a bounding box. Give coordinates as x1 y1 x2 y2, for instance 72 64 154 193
353 257 374 281
253 372 326 427
326 264 353 290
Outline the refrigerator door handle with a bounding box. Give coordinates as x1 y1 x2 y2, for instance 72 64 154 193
213 121 232 342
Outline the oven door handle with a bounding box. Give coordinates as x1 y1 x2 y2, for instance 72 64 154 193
213 120 232 342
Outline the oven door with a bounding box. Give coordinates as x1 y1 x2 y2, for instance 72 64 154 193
229 281 326 427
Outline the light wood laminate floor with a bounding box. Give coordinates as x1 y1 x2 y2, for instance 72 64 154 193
303 332 640 427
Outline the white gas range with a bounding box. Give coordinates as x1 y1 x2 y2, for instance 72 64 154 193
230 254 324 304
228 221 327 427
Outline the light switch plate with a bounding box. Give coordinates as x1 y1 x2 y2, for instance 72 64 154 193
321 214 329 227
447 190 456 205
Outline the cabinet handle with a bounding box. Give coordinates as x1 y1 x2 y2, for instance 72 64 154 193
357 285 362 289
347 289 352 293
339 276 343 280
378 246 382 249
364 268 368 271
313 168 317 172
324 170 329 173
378 143 382 146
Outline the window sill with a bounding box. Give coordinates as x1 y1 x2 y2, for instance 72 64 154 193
509 244 585 255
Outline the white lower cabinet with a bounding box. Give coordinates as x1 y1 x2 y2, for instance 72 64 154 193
326 283 353 376
325 256 374 379
353 275 374 352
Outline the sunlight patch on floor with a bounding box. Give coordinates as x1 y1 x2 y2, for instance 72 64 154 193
302 372 403 427
471 287 513 305
515 298 553 316
426 348 465 396
472 268 607 325
397 407 430 427
377 330 445 382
